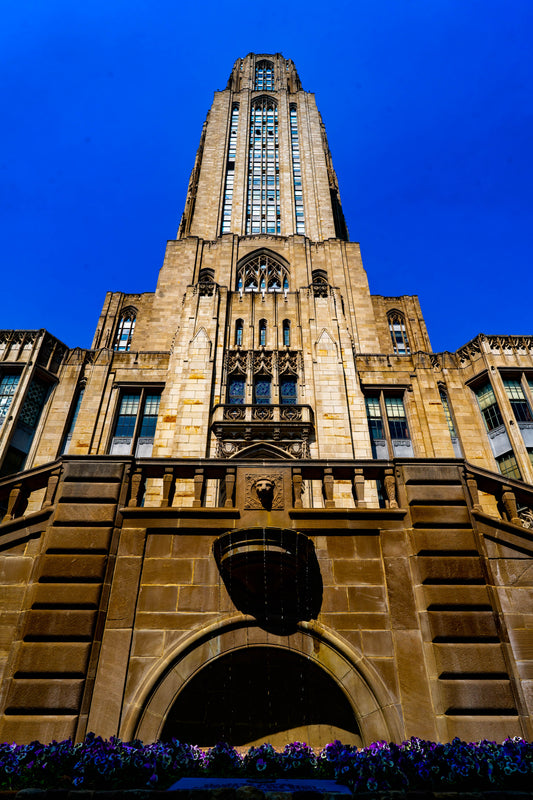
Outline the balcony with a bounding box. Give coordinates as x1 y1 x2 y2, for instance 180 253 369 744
211 404 314 458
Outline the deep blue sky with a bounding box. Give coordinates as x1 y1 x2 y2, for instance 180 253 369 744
2 0 532 352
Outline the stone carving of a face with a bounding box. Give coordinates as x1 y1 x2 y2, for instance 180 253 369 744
255 478 274 508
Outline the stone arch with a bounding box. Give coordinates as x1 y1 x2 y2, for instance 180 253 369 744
122 617 402 746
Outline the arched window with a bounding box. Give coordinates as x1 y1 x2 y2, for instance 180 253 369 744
237 251 289 293
388 311 410 355
255 60 274 90
235 319 243 346
113 307 136 352
283 319 290 347
259 319 267 347
246 96 279 234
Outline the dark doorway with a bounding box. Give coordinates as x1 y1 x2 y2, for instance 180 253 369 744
161 646 361 748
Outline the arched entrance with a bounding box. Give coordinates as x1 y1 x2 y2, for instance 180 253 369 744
125 619 402 747
160 646 361 748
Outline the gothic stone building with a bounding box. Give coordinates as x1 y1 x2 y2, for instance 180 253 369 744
1 53 533 749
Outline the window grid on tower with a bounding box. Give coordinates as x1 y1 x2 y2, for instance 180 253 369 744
246 98 280 235
221 105 239 234
255 60 274 90
290 105 305 235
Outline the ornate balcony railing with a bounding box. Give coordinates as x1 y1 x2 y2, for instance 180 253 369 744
212 403 314 425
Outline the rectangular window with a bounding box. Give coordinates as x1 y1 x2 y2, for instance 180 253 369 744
504 379 533 423
227 376 245 405
385 396 410 440
475 382 504 432
280 375 297 405
365 393 413 458
110 389 161 457
496 452 522 480
254 376 271 405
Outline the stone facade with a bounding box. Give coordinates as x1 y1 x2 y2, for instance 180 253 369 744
0 53 533 747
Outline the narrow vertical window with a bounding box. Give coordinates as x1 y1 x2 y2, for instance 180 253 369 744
365 396 388 459
113 308 136 352
475 383 504 432
61 386 85 455
255 60 274 90
385 397 410 440
221 104 239 234
440 388 462 456
283 319 290 347
0 374 20 428
259 319 267 347
503 379 533 423
246 98 280 235
388 311 410 355
290 105 305 235
235 319 243 346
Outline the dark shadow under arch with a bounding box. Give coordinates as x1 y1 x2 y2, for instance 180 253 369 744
160 646 361 748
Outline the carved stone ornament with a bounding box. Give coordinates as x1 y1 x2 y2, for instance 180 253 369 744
245 473 284 509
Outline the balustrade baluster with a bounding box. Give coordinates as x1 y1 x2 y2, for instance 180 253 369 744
292 467 303 508
160 467 175 508
352 468 366 508
2 482 29 523
323 468 335 508
383 468 398 509
465 470 483 512
192 469 204 508
501 485 521 525
224 467 235 508
42 468 61 508
128 468 144 507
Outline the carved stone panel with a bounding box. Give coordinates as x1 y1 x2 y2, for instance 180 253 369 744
245 473 284 509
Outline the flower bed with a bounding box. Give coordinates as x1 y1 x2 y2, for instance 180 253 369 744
0 735 532 792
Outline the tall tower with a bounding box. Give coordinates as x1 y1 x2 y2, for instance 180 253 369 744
90 52 426 471
1 53 533 748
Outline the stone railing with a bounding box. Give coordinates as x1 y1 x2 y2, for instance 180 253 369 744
124 457 398 510
464 463 533 527
0 459 62 525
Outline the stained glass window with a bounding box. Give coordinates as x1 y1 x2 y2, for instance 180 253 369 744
228 376 245 405
254 376 271 405
280 375 297 405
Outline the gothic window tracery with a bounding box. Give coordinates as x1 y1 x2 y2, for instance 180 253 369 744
246 97 280 234
387 310 410 355
254 60 274 90
113 308 137 352
237 252 289 293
